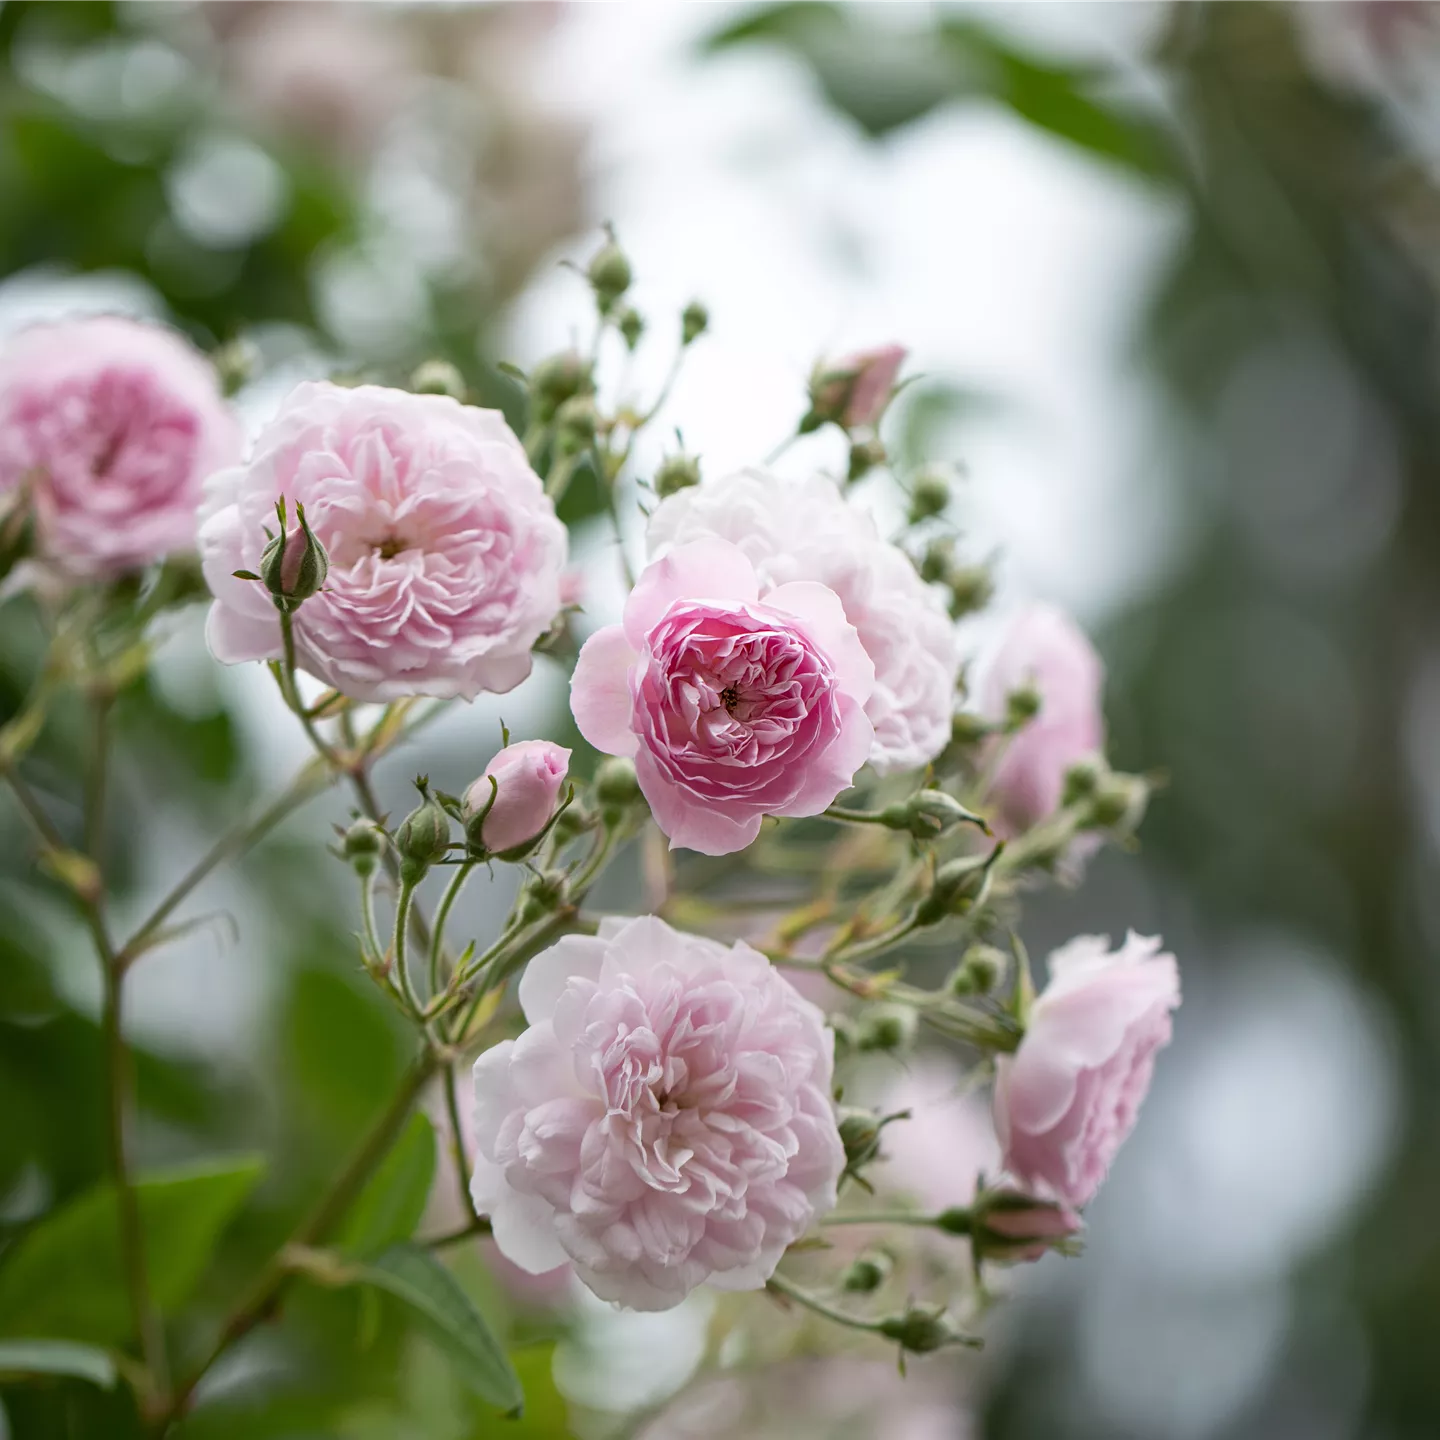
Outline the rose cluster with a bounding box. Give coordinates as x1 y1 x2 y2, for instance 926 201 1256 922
0 302 1179 1332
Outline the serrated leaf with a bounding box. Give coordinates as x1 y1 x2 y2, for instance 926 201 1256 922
0 1155 265 1344
336 1113 436 1258
0 1339 117 1387
355 1243 521 1415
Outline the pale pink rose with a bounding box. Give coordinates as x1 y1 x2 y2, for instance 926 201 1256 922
199 381 567 701
570 538 875 856
995 932 1180 1209
470 914 845 1311
812 345 907 429
465 739 570 853
981 602 1104 834
647 472 955 775
0 315 241 576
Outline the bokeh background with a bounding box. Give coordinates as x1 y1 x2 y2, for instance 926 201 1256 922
1 2 1436 1438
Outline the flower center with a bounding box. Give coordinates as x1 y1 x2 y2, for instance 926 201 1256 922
720 684 740 714
373 534 411 559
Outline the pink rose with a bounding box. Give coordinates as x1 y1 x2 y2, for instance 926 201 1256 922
982 603 1104 834
465 739 570 854
973 1191 1082 1263
570 538 874 856
994 931 1180 1208
811 345 907 429
470 914 844 1311
0 315 241 576
647 471 960 776
199 381 567 701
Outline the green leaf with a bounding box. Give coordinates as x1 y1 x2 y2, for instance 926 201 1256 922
353 1244 521 1416
0 1155 265 1344
336 1113 436 1258
0 1339 117 1388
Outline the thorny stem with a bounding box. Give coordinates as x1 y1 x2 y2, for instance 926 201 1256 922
277 608 344 769
442 1064 479 1225
430 860 476 998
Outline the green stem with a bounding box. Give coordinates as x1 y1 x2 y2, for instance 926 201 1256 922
392 881 422 1017
821 1210 957 1229
84 692 113 862
821 804 887 826
765 1271 884 1335
425 1216 493 1249
430 861 475 998
442 1064 478 1224
158 1050 440 1434
358 868 384 966
1 767 66 851
277 608 344 769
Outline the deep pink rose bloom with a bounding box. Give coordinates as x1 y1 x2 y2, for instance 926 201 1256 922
470 914 845 1311
570 538 874 855
994 931 1180 1208
465 739 570 853
0 315 241 576
199 382 567 701
982 602 1104 834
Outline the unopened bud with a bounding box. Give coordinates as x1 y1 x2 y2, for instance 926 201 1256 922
1005 682 1042 728
877 1305 969 1355
919 537 954 584
907 466 950 524
855 1005 916 1055
1061 756 1104 806
914 847 1002 928
841 1250 893 1294
594 755 644 822
681 300 709 345
847 437 886 483
949 712 991 748
877 789 987 841
617 306 645 351
464 741 571 860
530 350 590 420
555 394 598 455
394 779 451 884
947 942 1007 996
409 359 467 400
257 498 328 613
342 820 385 879
837 1108 883 1170
515 870 568 927
972 1188 1082 1264
1085 772 1149 833
946 563 994 619
587 236 632 312
654 453 701 499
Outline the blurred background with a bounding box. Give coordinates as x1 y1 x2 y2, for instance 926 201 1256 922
0 2 1436 1438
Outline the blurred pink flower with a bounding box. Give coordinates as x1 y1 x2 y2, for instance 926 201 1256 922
981 602 1104 834
570 538 874 855
470 914 845 1311
199 381 567 701
465 739 570 854
648 471 960 775
995 932 1180 1208
974 1190 1082 1263
0 315 241 576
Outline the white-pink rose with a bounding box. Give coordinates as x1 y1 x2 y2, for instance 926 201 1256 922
994 931 1180 1209
199 381 567 701
470 914 844 1311
647 471 958 775
0 315 241 577
981 602 1104 834
570 537 874 856
465 739 570 854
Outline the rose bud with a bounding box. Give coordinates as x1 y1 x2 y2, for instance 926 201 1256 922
258 497 329 613
806 344 906 431
969 1187 1082 1264
394 779 452 884
464 740 571 858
